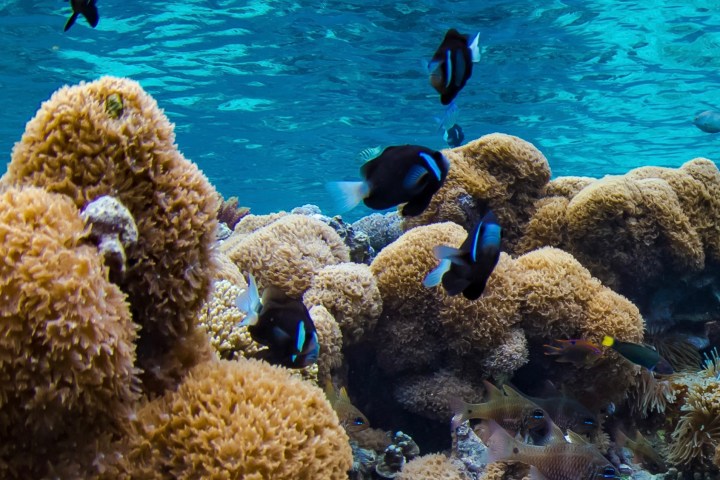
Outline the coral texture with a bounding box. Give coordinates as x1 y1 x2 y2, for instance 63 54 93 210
4 76 219 393
106 359 352 479
224 214 350 297
310 305 344 381
397 454 466 480
403 133 551 251
0 186 137 477
303 263 382 344
196 280 262 360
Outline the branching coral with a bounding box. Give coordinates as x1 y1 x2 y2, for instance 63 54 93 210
303 263 382 344
223 214 350 297
0 186 138 477
217 194 249 230
104 359 352 479
4 76 219 393
403 133 551 252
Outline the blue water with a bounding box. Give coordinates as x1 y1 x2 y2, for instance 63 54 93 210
2 0 720 217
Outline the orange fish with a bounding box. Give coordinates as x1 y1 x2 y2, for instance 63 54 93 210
544 339 603 366
325 380 370 434
487 421 619 480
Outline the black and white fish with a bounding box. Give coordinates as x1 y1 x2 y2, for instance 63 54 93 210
236 274 319 369
327 145 449 217
64 0 99 32
428 29 481 105
424 210 502 300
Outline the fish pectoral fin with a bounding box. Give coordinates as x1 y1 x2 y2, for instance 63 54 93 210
402 164 429 191
529 466 548 480
423 259 451 288
64 12 79 31
432 245 467 264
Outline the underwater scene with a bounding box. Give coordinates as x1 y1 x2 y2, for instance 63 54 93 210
2 0 720 479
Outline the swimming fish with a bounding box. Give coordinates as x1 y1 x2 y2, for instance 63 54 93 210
544 339 604 366
614 428 667 474
435 101 460 132
235 273 319 369
64 0 99 32
510 384 599 436
601 336 673 374
444 124 465 148
693 110 720 133
487 421 620 480
324 380 370 434
450 381 550 440
423 210 501 300
327 145 449 216
428 29 481 105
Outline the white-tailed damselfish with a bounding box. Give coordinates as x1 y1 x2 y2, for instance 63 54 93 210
235 273 319 369
428 29 481 105
327 145 449 217
423 210 502 300
64 0 99 32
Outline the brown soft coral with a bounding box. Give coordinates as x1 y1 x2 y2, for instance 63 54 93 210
404 133 550 252
224 214 350 297
4 76 219 393
565 176 704 291
370 222 468 373
303 263 382 344
310 305 344 381
513 247 644 342
105 359 352 479
0 186 138 477
397 453 466 480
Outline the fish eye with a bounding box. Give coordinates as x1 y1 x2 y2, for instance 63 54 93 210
602 466 617 478
583 418 597 426
353 417 365 425
531 409 545 419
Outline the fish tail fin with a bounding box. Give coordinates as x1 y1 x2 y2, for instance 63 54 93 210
486 420 518 463
601 335 615 347
83 3 99 28
423 259 451 288
448 397 472 429
325 181 368 213
64 12 79 31
236 273 261 326
433 245 468 265
468 33 481 62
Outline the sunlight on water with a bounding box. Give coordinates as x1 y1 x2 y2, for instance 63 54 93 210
1 0 719 216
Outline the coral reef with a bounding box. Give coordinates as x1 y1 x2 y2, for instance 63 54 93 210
217 194 249 230
311 304 344 381
223 214 350 297
403 133 551 251
0 186 138 477
303 263 382 344
103 359 353 479
397 454 466 480
4 76 219 393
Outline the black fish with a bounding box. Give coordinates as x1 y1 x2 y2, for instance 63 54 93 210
64 0 99 32
424 210 502 300
444 124 464 148
602 336 673 374
236 274 319 369
327 145 449 217
428 29 481 105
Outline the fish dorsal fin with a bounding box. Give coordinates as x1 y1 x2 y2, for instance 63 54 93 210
501 384 523 398
541 379 561 397
566 430 589 445
339 387 351 403
483 380 503 400
324 379 338 401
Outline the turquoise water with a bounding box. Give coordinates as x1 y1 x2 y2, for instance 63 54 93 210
2 0 720 216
